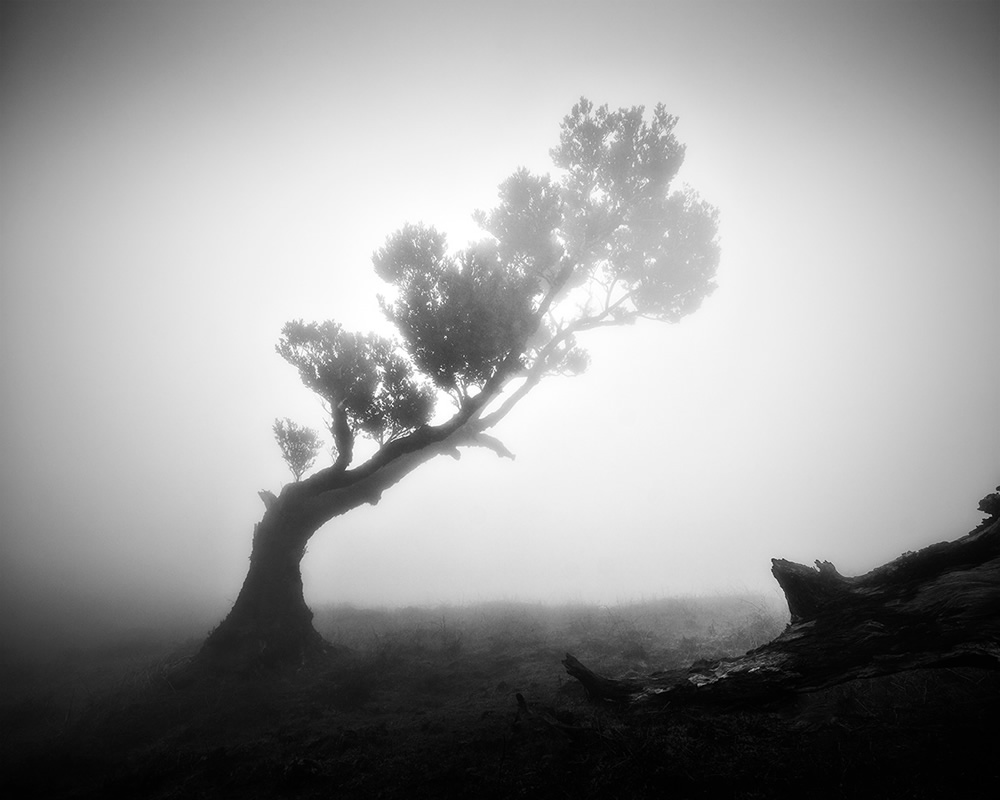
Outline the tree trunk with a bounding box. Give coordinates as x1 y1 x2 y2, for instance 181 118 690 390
198 492 327 670
194 429 497 673
564 495 1000 708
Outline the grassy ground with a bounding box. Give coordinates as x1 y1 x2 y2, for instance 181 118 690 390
2 596 998 799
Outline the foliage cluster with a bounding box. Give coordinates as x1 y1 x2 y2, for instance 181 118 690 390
272 418 323 481
273 98 720 479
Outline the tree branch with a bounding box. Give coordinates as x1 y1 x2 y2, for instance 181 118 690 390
258 490 277 511
463 431 515 459
477 375 543 431
297 423 508 526
331 398 354 471
293 252 585 504
478 302 633 430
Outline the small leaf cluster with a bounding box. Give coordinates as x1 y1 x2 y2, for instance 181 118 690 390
272 418 323 481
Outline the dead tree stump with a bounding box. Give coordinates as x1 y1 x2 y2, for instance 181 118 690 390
565 488 1000 708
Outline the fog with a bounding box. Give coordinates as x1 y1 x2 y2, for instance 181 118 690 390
1 1 997 649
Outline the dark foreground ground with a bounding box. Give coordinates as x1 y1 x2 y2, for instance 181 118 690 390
2 596 998 799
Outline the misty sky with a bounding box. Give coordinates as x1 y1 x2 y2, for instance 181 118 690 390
1 1 998 635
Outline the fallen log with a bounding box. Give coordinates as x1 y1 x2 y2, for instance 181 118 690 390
565 489 1000 707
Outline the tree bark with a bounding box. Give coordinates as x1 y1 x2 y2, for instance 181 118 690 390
198 496 326 669
564 496 1000 708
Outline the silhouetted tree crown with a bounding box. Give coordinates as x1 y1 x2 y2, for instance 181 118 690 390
277 98 720 475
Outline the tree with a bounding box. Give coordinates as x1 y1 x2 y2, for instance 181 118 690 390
198 99 721 669
564 489 1000 708
272 418 323 481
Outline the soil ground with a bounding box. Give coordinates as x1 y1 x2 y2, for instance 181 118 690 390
2 596 998 799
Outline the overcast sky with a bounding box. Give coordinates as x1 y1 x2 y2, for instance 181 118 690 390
2 1 997 636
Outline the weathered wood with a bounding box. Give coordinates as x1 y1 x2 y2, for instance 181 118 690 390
565 493 1000 708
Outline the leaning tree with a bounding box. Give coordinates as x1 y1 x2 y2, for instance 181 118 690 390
199 99 721 668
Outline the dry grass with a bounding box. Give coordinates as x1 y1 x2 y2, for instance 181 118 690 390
2 595 997 799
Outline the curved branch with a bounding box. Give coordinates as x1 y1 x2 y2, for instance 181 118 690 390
296 422 514 527
465 432 515 459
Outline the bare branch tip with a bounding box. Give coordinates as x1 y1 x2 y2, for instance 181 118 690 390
474 433 516 460
257 490 278 511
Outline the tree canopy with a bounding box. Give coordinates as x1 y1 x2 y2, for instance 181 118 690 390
200 98 722 672
276 98 720 482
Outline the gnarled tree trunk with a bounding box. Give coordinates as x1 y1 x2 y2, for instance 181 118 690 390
195 424 512 672
199 492 326 669
565 491 1000 708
